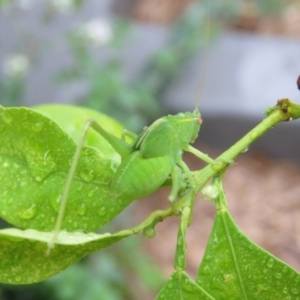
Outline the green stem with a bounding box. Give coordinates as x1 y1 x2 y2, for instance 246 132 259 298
174 205 191 271
193 99 300 193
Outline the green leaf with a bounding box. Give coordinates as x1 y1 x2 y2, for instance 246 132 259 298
0 106 133 232
155 270 214 300
196 210 300 299
33 104 126 163
0 227 134 284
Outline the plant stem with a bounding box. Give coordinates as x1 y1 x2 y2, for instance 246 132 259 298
194 99 300 193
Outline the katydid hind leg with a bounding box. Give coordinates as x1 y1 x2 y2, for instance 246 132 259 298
47 119 94 254
121 128 137 141
90 121 131 158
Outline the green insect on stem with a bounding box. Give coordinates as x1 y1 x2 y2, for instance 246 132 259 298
47 108 216 252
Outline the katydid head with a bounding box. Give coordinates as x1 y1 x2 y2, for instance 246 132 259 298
170 109 202 147
297 75 300 90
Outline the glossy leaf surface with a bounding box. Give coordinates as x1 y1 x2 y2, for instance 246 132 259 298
197 210 300 299
0 227 133 284
34 104 125 163
0 106 132 232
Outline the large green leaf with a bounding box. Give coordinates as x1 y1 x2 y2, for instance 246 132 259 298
0 106 133 232
33 104 125 163
155 270 214 299
0 227 134 284
197 210 300 299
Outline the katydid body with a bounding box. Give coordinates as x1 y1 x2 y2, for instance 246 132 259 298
91 109 203 201
46 107 215 252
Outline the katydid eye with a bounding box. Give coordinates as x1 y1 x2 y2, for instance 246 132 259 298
297 75 300 90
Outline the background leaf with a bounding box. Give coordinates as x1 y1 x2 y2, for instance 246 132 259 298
197 210 300 299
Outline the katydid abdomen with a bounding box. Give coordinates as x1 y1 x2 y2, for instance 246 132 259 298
108 109 202 201
111 152 174 199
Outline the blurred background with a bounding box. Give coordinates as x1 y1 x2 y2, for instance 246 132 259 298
0 0 300 299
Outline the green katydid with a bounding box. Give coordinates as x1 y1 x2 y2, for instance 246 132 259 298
46 106 215 252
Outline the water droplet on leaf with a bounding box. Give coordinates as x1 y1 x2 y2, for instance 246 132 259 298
7 198 14 205
167 283 173 289
291 288 300 295
266 258 274 268
35 176 42 182
77 203 87 216
50 195 61 212
88 189 96 197
142 227 156 238
32 122 44 132
181 278 194 293
97 206 107 216
80 169 95 182
77 184 83 191
18 204 37 220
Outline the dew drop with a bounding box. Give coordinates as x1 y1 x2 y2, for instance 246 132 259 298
182 278 194 293
14 276 21 283
3 161 9 168
35 176 42 182
211 277 225 291
201 265 211 276
274 273 282 279
266 258 274 268
50 195 61 212
248 244 255 250
77 184 83 191
97 206 107 216
88 189 96 198
159 293 165 299
118 199 124 206
242 147 249 153
18 204 37 220
282 266 288 273
177 237 183 246
80 169 95 182
110 207 115 213
291 288 300 295
7 198 14 205
142 227 156 238
249 132 258 140
77 203 87 216
211 163 223 171
203 255 212 262
32 122 44 132
1 210 7 216
167 283 173 289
